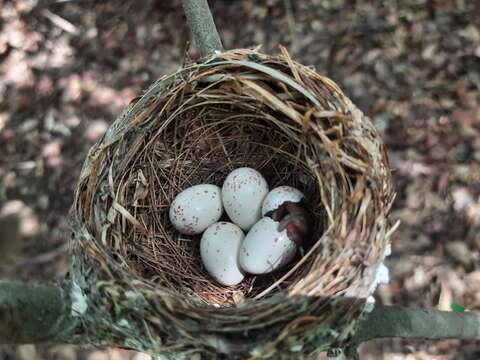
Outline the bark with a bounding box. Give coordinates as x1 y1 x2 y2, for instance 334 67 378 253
0 281 75 344
353 305 480 343
182 0 223 57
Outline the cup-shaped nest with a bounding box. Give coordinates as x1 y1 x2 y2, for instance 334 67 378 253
70 48 395 359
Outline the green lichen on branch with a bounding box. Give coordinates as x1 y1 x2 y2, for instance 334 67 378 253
182 0 223 57
1 279 480 356
0 281 74 344
353 305 480 344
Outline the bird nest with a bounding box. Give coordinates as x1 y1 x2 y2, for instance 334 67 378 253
69 48 395 359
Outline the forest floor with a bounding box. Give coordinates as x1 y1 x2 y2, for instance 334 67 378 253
0 0 479 359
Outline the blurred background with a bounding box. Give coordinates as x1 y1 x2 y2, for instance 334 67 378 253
0 0 479 359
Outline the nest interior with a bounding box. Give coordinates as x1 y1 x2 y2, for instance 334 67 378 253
71 48 394 357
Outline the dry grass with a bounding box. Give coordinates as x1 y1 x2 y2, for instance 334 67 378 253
70 48 395 358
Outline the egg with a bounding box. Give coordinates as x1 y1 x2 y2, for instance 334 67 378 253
262 186 304 216
200 222 245 286
238 217 297 275
169 184 223 235
222 167 269 230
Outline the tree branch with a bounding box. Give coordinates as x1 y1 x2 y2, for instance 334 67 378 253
0 281 74 344
353 305 480 344
2 280 479 351
182 0 223 57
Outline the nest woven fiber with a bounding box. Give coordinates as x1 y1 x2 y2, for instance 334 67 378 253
70 48 395 359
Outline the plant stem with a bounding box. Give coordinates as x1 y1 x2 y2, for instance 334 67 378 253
0 281 74 344
182 0 223 57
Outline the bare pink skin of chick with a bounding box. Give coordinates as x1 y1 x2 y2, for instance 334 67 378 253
271 201 311 246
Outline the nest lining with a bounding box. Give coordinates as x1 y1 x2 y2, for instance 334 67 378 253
71 48 394 358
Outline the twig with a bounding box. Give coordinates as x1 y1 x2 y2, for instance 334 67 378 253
41 9 79 35
182 0 223 57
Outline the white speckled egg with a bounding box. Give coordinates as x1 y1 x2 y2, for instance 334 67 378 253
222 167 269 230
238 217 297 275
169 184 223 235
261 186 304 216
200 222 245 286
